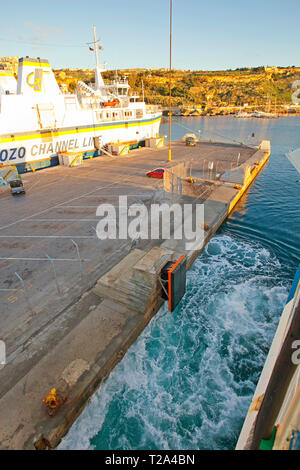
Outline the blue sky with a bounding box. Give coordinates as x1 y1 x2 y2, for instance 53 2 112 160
0 0 299 70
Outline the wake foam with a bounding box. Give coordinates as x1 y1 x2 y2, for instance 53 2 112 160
59 234 288 450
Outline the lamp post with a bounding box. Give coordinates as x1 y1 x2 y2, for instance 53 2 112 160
168 0 173 162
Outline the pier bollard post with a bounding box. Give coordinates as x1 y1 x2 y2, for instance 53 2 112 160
71 239 84 281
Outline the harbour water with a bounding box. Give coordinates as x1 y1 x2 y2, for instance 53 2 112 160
59 116 300 450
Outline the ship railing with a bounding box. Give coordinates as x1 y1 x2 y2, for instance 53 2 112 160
80 100 132 111
80 102 101 110
94 109 138 122
106 78 128 85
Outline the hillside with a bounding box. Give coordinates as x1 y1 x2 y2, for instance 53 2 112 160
1 56 299 114
53 66 300 114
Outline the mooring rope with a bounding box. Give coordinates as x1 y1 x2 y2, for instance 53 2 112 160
171 118 256 147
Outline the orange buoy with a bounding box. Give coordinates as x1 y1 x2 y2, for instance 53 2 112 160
103 99 120 107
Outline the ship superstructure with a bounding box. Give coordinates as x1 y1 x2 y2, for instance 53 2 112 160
0 27 161 170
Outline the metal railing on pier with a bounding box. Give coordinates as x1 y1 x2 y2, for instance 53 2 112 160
163 153 248 199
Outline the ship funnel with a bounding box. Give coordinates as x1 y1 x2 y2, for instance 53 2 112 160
17 57 61 97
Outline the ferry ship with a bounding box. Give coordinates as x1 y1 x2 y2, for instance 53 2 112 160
0 27 162 172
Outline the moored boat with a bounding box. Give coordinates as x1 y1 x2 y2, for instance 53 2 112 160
0 27 162 172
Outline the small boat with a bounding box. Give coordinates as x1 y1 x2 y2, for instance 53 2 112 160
252 110 278 119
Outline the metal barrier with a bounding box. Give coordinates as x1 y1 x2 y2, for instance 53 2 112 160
0 166 19 184
163 152 246 199
163 160 214 200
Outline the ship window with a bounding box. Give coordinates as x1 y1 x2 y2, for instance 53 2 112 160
64 96 77 111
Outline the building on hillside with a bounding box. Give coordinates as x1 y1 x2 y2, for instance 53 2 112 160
264 66 278 73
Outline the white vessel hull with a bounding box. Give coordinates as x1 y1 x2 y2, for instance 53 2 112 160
0 51 162 171
0 113 161 167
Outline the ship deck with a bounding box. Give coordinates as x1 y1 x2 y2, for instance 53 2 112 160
0 140 262 449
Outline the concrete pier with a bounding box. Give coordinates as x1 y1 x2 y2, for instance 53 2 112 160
0 139 270 449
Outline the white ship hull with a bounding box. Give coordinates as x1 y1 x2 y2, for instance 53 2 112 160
0 113 161 167
0 48 162 171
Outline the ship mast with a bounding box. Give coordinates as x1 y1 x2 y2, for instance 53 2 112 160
168 0 172 162
93 25 100 71
92 25 104 93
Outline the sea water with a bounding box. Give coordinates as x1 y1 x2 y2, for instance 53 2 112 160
59 116 300 450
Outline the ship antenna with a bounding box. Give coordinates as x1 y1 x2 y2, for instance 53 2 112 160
93 25 100 70
92 25 103 92
168 0 172 162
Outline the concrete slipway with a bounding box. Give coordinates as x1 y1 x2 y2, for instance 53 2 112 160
0 139 270 449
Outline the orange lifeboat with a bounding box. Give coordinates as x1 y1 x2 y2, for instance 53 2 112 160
103 99 120 107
